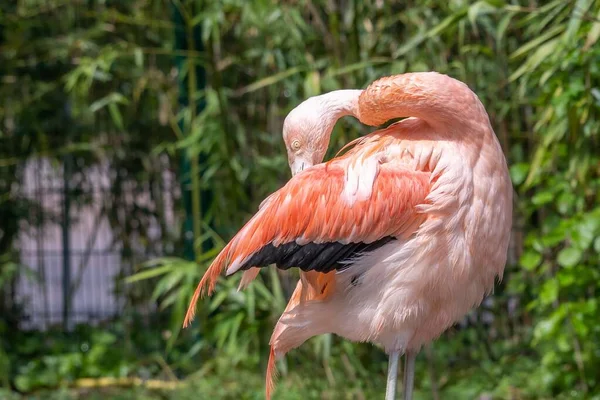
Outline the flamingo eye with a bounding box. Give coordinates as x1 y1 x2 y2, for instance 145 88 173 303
291 139 301 151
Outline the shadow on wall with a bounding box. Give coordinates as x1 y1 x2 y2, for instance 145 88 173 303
15 157 176 330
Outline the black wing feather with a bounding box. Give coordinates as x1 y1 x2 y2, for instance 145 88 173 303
240 236 394 273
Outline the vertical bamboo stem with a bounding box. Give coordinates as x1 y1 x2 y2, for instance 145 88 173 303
186 11 202 263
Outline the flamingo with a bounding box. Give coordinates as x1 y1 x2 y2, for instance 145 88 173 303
184 72 513 400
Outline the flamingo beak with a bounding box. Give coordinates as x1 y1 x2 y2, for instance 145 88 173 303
290 157 311 176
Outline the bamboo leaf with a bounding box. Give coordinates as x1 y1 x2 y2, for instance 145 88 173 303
108 102 125 130
235 67 303 96
125 265 175 283
509 38 560 81
393 9 468 58
468 1 498 27
326 58 391 78
89 92 130 113
509 25 564 60
583 8 600 50
563 0 594 43
393 33 426 59
428 10 468 38
496 12 515 45
303 70 321 97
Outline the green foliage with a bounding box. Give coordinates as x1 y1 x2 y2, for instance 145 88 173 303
126 254 287 363
1 0 600 399
506 3 600 394
4 323 162 392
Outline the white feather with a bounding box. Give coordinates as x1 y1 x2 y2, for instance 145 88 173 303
342 156 380 206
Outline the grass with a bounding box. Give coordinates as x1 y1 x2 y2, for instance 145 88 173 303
1 351 557 400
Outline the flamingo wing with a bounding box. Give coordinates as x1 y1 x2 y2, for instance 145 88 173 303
184 160 431 326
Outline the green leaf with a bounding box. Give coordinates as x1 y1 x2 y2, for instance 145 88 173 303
468 1 497 27
584 8 600 50
393 10 467 58
125 265 174 283
89 92 130 113
520 250 542 271
303 70 321 97
134 47 144 67
209 290 230 313
235 67 303 95
393 33 426 59
531 191 554 206
557 269 575 286
557 247 582 268
556 191 575 215
14 375 31 392
495 12 514 45
523 143 548 188
108 102 125 130
575 217 599 249
245 283 256 323
151 270 185 301
428 10 467 37
509 25 563 60
563 0 594 43
541 229 567 248
594 237 600 253
509 38 560 81
539 279 559 306
509 163 529 185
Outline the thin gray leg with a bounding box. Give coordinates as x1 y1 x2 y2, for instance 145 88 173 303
385 351 400 400
402 350 416 400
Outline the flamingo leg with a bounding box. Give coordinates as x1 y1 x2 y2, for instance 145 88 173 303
402 350 416 400
385 351 400 400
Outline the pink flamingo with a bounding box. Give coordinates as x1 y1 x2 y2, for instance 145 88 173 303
184 72 513 400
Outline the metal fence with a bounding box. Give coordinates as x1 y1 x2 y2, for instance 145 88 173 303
15 157 176 330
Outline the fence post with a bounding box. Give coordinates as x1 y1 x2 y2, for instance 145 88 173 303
61 155 72 330
173 2 209 262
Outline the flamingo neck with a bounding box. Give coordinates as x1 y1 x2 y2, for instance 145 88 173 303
316 89 362 122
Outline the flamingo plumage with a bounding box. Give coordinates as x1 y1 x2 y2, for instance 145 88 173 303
184 72 513 400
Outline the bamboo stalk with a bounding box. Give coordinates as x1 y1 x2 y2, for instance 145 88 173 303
186 13 202 264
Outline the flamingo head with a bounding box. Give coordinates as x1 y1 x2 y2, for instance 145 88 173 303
282 90 362 176
282 97 334 176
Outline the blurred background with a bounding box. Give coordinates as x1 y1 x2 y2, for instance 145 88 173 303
1 0 599 399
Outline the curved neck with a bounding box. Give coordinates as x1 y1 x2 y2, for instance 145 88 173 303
312 73 490 138
357 72 491 134
305 90 363 154
315 89 363 121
